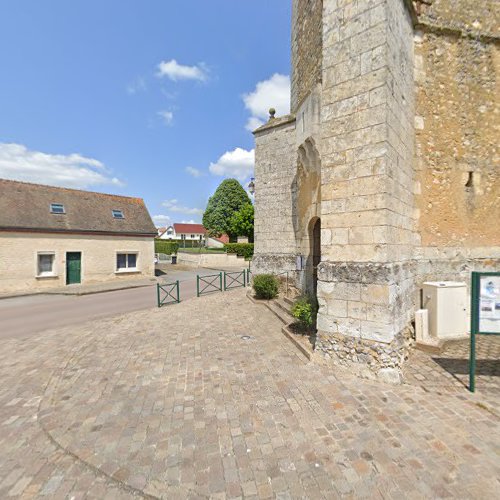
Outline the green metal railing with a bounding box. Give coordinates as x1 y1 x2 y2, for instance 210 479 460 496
157 281 180 307
197 272 223 297
224 270 246 290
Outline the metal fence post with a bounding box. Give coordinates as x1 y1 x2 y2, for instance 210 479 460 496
176 280 180 303
470 330 476 392
196 275 200 297
223 272 226 291
243 270 246 287
469 272 478 392
219 272 223 291
157 283 161 308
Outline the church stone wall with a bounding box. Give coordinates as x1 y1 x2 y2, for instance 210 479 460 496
415 0 499 36
415 32 499 248
291 0 323 113
413 0 500 290
315 0 416 383
252 0 499 384
253 117 299 276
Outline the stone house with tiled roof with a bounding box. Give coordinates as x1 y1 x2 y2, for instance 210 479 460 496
0 179 157 293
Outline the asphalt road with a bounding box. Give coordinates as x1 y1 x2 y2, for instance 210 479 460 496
0 268 232 340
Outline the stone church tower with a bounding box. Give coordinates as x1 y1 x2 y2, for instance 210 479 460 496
252 0 499 382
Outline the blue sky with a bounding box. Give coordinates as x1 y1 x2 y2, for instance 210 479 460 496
0 1 291 226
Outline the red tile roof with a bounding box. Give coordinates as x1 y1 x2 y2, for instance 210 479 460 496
215 234 230 244
173 223 206 234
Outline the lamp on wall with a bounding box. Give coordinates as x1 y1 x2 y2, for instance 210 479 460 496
248 177 255 196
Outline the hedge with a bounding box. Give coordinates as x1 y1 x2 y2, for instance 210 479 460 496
176 240 205 248
154 240 179 255
224 243 254 259
178 247 226 254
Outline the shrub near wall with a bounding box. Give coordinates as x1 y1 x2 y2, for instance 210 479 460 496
224 243 254 259
291 296 317 331
154 240 179 255
253 274 279 300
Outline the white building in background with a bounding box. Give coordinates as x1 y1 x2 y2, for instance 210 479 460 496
157 223 206 244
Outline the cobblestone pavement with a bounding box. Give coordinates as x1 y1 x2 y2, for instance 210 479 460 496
404 336 500 402
1 289 499 499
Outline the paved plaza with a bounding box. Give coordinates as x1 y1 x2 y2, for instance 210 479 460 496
404 336 500 403
0 266 235 339
0 289 499 499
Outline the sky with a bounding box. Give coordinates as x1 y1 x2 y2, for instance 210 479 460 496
0 1 292 227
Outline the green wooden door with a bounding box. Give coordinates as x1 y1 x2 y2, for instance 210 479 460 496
66 252 81 285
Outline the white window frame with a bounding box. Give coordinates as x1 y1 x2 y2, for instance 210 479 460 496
115 252 139 273
50 203 65 214
112 209 124 219
36 251 57 278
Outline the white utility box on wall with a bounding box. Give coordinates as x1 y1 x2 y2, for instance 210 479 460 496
422 282 468 339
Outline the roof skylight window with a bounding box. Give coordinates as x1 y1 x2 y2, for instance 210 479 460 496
50 203 65 214
112 209 124 219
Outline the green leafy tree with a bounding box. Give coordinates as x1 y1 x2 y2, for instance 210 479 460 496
203 179 250 237
230 203 254 241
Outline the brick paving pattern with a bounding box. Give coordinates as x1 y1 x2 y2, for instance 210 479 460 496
1 289 499 498
404 336 500 409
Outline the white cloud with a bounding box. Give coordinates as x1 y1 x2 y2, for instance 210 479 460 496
243 73 290 131
126 76 146 95
185 166 205 178
208 147 254 182
180 219 196 224
157 59 208 82
162 199 204 216
152 214 172 227
245 116 266 132
157 110 174 126
0 143 123 189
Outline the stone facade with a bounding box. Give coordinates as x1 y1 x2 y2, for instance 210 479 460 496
0 232 154 294
413 0 500 290
253 0 499 382
291 0 323 112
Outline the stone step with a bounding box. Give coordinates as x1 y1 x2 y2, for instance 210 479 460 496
266 300 294 326
275 298 293 316
281 325 314 361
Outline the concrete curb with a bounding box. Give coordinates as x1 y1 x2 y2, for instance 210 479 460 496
0 281 156 300
46 282 155 297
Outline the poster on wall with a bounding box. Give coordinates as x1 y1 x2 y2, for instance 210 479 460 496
479 275 500 333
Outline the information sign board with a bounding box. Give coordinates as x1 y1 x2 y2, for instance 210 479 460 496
469 272 500 392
